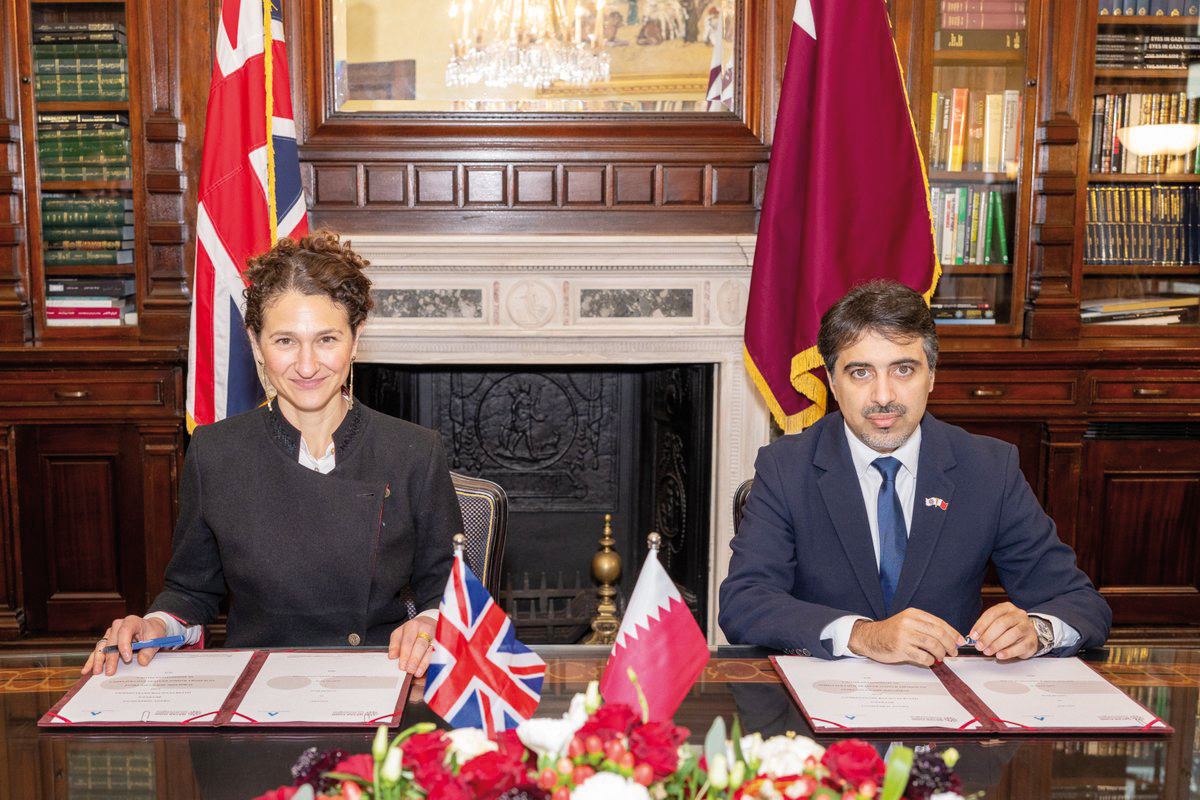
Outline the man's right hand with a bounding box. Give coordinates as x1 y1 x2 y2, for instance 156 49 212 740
847 608 965 666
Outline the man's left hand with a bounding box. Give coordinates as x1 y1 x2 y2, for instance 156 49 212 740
388 616 437 677
969 602 1038 661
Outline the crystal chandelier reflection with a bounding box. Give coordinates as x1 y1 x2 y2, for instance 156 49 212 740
446 0 611 89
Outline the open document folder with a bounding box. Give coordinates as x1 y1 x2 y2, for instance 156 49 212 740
40 650 412 728
771 655 1172 735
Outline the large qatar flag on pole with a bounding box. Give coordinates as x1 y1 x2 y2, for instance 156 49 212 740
187 0 308 431
744 0 939 434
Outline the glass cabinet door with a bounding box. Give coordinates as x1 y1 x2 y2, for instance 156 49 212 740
918 4 1031 331
1085 6 1200 333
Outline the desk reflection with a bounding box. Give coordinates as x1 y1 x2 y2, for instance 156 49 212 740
2 646 1196 799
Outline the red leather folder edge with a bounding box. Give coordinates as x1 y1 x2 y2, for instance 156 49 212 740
38 648 413 729
768 655 1174 735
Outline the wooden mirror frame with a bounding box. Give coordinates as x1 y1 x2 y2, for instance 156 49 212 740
287 0 793 234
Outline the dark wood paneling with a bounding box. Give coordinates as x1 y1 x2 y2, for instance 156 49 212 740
364 164 408 206
313 164 360 206
414 166 458 206
1079 439 1200 624
513 166 556 206
0 2 30 342
16 425 145 634
564 167 605 206
464 166 507 206
290 0 774 233
711 165 754 205
662 166 705 206
613 166 655 206
0 428 18 638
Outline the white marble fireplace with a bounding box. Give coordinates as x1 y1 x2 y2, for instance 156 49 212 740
353 234 771 642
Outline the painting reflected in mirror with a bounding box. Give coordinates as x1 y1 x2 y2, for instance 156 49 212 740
329 0 739 113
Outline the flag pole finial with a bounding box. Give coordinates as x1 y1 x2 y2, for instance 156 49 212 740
452 533 466 556
584 513 621 645
647 531 662 552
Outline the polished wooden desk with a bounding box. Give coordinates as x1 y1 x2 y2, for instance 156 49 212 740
0 646 1196 799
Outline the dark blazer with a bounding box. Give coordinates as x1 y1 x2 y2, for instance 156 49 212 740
718 411 1110 659
149 402 462 648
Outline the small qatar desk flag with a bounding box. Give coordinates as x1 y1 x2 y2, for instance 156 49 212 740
424 540 546 737
600 534 709 722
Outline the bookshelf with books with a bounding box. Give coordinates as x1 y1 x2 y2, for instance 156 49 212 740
922 1 1031 331
1086 10 1200 333
0 0 191 641
20 3 137 334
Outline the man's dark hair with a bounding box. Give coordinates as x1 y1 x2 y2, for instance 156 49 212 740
817 279 938 375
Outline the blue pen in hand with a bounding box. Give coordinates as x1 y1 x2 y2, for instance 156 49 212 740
102 635 186 654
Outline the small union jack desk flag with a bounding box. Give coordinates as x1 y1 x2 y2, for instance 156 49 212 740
424 549 546 736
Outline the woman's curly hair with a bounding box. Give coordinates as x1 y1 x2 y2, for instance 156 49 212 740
242 230 373 337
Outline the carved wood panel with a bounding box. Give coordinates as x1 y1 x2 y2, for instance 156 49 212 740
1080 436 1200 624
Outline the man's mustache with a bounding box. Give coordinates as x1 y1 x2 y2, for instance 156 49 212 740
863 403 906 417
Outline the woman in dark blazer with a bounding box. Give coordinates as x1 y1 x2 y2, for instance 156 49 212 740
83 231 461 677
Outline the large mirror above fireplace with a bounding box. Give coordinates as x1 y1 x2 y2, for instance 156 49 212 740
328 0 740 114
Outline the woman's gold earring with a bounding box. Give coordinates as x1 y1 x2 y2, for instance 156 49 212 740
256 360 276 412
346 357 355 411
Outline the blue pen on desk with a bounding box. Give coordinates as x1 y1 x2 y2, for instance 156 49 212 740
102 635 186 654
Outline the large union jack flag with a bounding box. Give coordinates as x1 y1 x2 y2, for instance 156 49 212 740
187 0 308 431
424 554 546 736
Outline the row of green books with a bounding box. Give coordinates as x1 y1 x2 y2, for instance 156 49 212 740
41 194 133 268
34 23 127 101
37 113 131 184
931 184 1013 266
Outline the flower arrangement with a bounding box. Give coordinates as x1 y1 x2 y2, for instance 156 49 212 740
253 682 968 800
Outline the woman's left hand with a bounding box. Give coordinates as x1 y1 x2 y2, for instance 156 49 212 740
388 614 437 677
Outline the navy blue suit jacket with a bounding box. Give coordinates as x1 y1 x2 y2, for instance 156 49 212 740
718 412 1110 659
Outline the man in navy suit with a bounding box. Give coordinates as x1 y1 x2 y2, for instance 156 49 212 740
719 281 1110 664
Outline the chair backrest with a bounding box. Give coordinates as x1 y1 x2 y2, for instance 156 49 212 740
732 477 754 534
451 471 508 595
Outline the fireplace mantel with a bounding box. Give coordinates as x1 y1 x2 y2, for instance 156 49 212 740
353 234 772 642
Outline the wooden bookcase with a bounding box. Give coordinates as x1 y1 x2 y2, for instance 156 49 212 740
0 0 192 640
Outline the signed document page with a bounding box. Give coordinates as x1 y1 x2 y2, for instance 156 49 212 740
943 656 1165 729
773 656 977 730
48 651 255 725
231 651 408 725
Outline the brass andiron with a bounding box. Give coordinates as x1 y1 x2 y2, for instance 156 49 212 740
585 513 621 645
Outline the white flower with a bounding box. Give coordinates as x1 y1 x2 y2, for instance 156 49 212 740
930 794 965 800
444 727 498 764
381 747 404 783
571 771 652 800
515 692 590 757
739 732 765 770
516 690 590 753
753 735 825 779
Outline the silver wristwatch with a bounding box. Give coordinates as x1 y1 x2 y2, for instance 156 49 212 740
1031 615 1054 656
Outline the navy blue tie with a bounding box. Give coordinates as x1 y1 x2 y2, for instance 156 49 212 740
872 456 907 611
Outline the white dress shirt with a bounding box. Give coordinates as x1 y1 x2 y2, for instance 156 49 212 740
146 437 437 647
819 422 1079 657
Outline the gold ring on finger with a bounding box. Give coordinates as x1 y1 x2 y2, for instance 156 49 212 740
415 631 433 645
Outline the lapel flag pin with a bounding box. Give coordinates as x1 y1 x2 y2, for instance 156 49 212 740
924 497 949 511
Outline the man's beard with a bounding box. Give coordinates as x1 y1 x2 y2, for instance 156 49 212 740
858 403 912 452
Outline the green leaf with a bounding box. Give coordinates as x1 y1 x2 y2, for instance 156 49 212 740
703 716 727 767
880 745 914 800
730 716 744 764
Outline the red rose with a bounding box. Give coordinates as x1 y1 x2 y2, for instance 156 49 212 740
251 788 298 800
424 770 471 800
576 704 638 740
821 739 885 786
629 721 688 779
459 748 528 797
403 730 450 770
330 753 375 783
